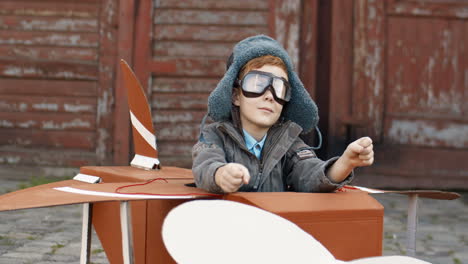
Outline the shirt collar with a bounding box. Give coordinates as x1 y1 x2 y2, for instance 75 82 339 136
243 129 267 151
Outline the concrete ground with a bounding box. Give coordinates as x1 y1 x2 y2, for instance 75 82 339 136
0 178 467 264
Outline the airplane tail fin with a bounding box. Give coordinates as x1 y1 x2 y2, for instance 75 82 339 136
120 59 160 170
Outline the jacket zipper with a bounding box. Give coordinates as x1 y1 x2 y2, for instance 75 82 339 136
218 125 262 189
253 125 290 190
218 123 291 190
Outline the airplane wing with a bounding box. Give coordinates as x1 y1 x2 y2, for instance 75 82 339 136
0 178 218 212
337 185 460 200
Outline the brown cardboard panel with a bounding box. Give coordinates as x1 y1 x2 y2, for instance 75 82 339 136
225 192 384 261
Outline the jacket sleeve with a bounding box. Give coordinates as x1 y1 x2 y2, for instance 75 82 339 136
284 139 354 193
191 125 227 194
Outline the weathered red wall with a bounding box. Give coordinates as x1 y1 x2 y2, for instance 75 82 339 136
1 0 466 188
0 0 117 177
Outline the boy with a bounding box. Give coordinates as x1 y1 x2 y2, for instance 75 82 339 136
192 35 373 194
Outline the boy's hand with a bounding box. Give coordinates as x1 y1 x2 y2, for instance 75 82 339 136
215 163 250 193
343 137 374 168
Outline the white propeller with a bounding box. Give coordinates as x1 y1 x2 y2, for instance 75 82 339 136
162 200 431 264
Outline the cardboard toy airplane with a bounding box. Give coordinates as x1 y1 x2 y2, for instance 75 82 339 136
0 59 460 264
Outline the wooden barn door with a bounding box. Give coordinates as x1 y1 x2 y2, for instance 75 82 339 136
0 0 117 177
129 0 319 168
332 0 468 188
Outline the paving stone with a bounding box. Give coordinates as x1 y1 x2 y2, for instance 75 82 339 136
46 254 78 262
15 245 52 254
0 257 31 264
1 252 43 260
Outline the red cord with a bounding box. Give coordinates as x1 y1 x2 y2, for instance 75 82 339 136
336 185 359 192
114 178 221 197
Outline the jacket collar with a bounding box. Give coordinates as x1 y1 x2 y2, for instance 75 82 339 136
216 120 302 162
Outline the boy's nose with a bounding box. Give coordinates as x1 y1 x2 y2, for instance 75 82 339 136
263 88 274 101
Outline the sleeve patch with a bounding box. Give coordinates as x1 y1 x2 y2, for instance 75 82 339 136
296 149 316 160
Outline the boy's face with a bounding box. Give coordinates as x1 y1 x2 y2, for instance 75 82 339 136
233 65 287 134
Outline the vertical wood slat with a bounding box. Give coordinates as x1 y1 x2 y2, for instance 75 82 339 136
113 0 136 165
96 0 118 165
352 0 386 142
272 0 302 70
325 0 355 156
134 0 153 96
268 0 276 38
387 0 468 19
299 0 319 96
293 0 319 147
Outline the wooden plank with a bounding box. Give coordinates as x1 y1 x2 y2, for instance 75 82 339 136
133 0 152 95
0 95 96 113
0 112 95 131
273 0 302 69
0 31 99 47
0 1 99 18
149 60 177 74
356 145 468 189
156 0 269 10
151 93 208 110
157 155 192 169
154 25 268 42
383 118 468 149
156 123 200 141
326 0 354 156
152 77 219 93
0 59 98 80
158 141 195 156
0 15 98 32
387 0 468 19
0 79 97 96
299 0 319 95
0 46 98 62
150 58 226 77
153 41 234 58
0 148 97 167
158 142 194 166
113 0 136 165
153 110 206 124
96 0 118 165
268 0 276 37
352 0 386 141
154 10 268 25
297 0 319 146
386 16 465 118
0 129 95 150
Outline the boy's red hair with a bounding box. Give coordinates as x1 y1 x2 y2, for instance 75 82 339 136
238 55 287 80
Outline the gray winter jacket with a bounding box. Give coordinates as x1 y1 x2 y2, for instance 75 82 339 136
192 120 353 194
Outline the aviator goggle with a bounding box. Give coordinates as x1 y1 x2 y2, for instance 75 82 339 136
237 70 291 105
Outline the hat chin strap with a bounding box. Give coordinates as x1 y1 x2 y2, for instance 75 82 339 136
311 125 322 150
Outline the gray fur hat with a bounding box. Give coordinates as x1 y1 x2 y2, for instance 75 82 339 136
207 35 319 134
